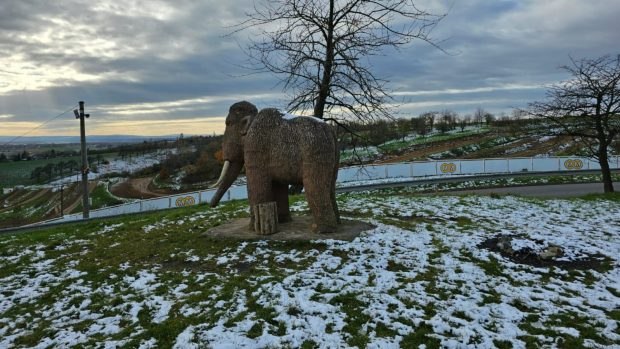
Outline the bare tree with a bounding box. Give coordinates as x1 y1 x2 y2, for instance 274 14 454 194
484 111 495 126
529 54 620 193
235 0 445 123
473 106 485 127
396 118 412 141
411 115 428 136
420 111 436 132
458 115 471 131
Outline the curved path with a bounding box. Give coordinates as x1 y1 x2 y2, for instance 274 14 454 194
110 177 166 199
447 182 619 197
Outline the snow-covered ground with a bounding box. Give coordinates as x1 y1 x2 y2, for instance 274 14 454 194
0 192 618 348
48 150 171 186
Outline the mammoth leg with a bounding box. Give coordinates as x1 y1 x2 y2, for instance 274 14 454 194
303 164 338 233
246 167 273 231
273 182 291 223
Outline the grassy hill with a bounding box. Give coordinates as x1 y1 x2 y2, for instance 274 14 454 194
0 156 82 187
1 189 618 348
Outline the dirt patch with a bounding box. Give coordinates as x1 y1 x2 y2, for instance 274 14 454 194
479 234 610 271
110 176 185 199
63 181 99 214
110 177 164 199
203 216 375 241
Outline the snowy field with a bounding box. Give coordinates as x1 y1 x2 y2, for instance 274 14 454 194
0 191 618 348
48 151 169 186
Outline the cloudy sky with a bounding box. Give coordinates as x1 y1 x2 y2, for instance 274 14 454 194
0 0 619 137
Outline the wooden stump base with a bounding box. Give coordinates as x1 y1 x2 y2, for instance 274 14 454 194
252 201 278 235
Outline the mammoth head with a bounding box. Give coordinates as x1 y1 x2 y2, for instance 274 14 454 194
210 101 258 207
221 101 258 161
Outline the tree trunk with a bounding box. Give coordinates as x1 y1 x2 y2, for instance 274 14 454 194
252 201 278 235
599 145 614 193
313 0 335 119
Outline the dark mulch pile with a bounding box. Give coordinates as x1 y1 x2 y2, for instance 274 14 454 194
479 235 610 271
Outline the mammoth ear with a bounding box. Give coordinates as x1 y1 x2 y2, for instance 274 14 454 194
240 114 254 136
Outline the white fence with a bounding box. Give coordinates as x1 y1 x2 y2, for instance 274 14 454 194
52 156 619 224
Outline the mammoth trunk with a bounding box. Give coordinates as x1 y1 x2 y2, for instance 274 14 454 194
210 161 243 207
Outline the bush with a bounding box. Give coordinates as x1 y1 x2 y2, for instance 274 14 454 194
159 167 171 181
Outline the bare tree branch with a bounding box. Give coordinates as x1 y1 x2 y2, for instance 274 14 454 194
528 54 620 193
231 0 445 124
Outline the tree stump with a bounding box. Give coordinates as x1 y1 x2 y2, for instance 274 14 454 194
252 201 278 235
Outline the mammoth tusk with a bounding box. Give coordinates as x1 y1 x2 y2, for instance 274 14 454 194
210 160 230 188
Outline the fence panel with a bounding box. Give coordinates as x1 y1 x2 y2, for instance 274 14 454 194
339 165 386 182
411 162 437 177
532 158 559 172
337 167 360 182
483 159 510 173
436 161 460 175
93 202 141 217
170 193 200 208
40 156 619 226
385 163 411 178
58 214 81 222
460 160 484 175
586 159 601 170
227 186 248 201
199 190 216 204
141 197 171 211
508 158 533 173
557 157 589 172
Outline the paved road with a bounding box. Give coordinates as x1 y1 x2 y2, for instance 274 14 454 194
448 182 619 197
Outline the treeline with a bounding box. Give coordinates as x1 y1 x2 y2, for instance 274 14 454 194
338 108 531 148
29 155 108 183
30 160 80 182
140 135 224 185
0 148 82 163
90 139 175 159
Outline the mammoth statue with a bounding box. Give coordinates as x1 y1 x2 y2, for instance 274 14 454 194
210 101 340 233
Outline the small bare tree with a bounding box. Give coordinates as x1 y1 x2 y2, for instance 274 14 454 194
458 115 470 131
235 0 445 123
529 54 620 193
473 106 485 127
420 111 436 132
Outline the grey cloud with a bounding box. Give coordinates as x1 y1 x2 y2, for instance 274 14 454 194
1 0 619 134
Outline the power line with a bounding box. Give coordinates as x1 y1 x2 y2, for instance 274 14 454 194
1 105 79 147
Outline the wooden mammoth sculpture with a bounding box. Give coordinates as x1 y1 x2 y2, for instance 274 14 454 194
210 101 340 233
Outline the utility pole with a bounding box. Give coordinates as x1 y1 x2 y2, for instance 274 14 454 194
74 101 90 219
60 184 64 217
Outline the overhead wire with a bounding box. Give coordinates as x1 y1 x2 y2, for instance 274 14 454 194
1 104 79 147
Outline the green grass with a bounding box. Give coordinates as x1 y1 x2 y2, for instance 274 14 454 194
340 127 490 160
1 191 619 347
89 183 124 210
379 128 490 152
576 191 620 202
0 153 116 187
433 135 520 159
0 189 58 228
0 156 82 186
